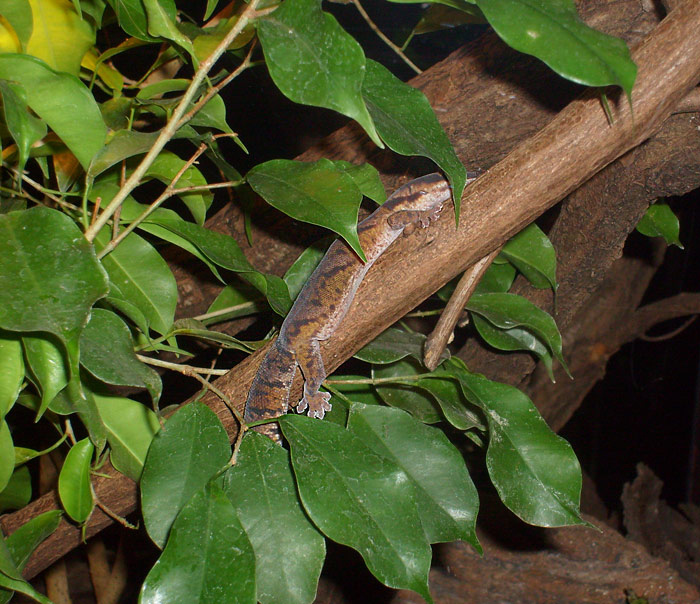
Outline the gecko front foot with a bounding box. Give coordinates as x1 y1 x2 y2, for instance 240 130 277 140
419 203 444 228
296 391 332 419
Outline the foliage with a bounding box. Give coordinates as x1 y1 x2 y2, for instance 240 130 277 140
0 0 636 601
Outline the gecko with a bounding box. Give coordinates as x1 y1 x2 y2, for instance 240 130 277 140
244 172 453 434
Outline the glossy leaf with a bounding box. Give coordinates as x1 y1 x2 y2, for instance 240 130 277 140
5 510 62 570
22 333 70 418
467 292 568 373
92 392 161 481
0 334 23 418
0 466 31 513
189 93 233 134
107 0 159 41
373 359 441 423
141 402 231 548
146 150 213 225
502 223 557 291
476 0 636 95
0 81 47 175
80 308 162 405
247 159 367 261
88 129 159 178
283 237 332 302
348 404 480 548
448 359 584 527
170 319 253 352
58 437 94 523
636 203 683 248
362 59 467 218
472 314 555 379
0 422 13 493
0 54 106 168
413 375 485 432
257 0 381 147
0 535 52 604
150 217 291 316
355 327 447 365
0 206 109 376
24 0 94 76
140 482 256 604
97 229 177 336
333 161 386 204
142 0 195 56
0 2 32 49
205 283 265 323
221 433 325 604
473 261 517 294
281 415 432 601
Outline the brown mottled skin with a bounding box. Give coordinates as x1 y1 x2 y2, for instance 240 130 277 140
244 173 452 432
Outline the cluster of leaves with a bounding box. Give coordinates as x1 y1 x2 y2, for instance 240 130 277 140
0 0 637 602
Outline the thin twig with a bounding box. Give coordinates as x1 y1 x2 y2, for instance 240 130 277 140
136 354 229 376
97 141 208 258
423 246 502 371
351 0 422 75
84 0 262 243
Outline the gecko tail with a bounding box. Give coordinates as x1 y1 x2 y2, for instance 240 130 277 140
244 340 297 426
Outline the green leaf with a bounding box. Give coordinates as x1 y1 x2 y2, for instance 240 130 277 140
0 81 47 175
257 0 381 147
80 308 162 406
22 334 70 419
146 150 213 225
333 161 386 204
58 437 95 523
141 402 230 548
169 319 253 352
91 392 161 481
221 433 325 604
142 0 195 57
281 415 432 601
413 375 485 432
476 0 636 96
88 130 160 179
189 93 233 134
0 535 52 604
283 237 332 302
355 327 446 365
0 422 13 493
362 59 467 218
149 217 291 316
348 405 480 549
467 292 568 373
0 54 106 168
472 314 555 379
140 482 255 604
0 334 23 418
247 158 367 261
0 206 109 376
107 0 159 41
0 466 31 513
636 203 683 248
0 1 33 48
205 283 265 323
5 510 62 571
502 223 557 291
373 358 441 423
97 229 177 336
448 359 584 527
473 261 517 294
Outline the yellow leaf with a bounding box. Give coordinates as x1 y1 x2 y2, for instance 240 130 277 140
0 16 22 53
81 47 124 92
26 0 94 76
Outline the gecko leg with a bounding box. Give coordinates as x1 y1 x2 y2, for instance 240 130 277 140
294 339 332 419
